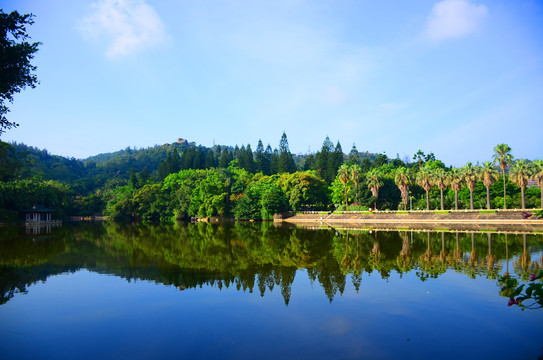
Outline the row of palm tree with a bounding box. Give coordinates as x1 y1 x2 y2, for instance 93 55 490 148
388 144 542 210
336 144 541 211
394 159 542 211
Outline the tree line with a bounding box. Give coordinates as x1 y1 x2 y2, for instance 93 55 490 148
1 135 541 223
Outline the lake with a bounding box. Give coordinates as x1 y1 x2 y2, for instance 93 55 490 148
1 222 542 359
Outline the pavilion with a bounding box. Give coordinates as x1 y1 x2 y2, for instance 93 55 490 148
24 205 56 224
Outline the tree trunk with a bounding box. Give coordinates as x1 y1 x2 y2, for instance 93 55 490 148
440 189 444 210
470 190 474 210
354 183 358 204
344 185 348 207
503 171 507 209
521 187 525 209
486 186 490 210
541 185 543 209
455 190 458 210
426 190 430 210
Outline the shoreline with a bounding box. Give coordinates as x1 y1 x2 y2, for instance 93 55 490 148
282 209 543 232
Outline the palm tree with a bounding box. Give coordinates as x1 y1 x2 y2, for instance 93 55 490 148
479 161 499 210
416 165 433 210
509 160 531 209
338 164 350 206
366 168 383 210
492 144 513 209
462 162 478 210
531 159 543 209
433 168 448 210
448 168 463 210
395 167 411 210
350 164 362 204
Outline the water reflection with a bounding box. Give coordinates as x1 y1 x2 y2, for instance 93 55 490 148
1 222 542 306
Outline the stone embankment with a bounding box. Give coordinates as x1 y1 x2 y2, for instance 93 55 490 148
283 210 543 232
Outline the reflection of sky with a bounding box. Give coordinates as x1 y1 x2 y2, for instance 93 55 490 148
1 266 542 360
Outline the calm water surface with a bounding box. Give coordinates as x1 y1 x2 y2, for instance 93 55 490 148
1 222 542 359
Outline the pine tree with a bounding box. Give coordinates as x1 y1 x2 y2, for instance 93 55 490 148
263 144 273 175
129 168 137 188
316 136 334 182
278 132 296 173
167 150 181 173
303 154 316 171
270 148 279 174
204 149 216 169
327 141 344 181
244 144 254 173
180 146 195 169
348 144 359 165
255 139 265 173
219 148 232 168
237 145 246 169
193 146 205 169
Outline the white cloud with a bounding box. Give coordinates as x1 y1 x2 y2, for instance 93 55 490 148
423 0 488 42
80 0 167 58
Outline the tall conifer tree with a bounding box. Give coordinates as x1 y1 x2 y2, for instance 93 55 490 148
278 132 296 173
255 140 265 173
244 144 254 173
264 144 273 175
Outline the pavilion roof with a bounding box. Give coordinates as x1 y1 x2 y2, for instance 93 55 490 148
24 205 54 213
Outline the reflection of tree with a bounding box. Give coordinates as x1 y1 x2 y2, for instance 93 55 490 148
419 233 433 265
278 267 297 306
452 232 463 264
396 232 413 273
469 233 478 266
485 233 496 275
370 232 382 265
417 232 448 278
439 232 448 265
1 222 542 306
513 234 543 280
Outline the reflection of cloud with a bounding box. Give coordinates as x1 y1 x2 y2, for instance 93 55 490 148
80 0 167 58
423 0 488 42
320 317 352 335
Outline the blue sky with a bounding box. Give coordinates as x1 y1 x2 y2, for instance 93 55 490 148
2 0 542 166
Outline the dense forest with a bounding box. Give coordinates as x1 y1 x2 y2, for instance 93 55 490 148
0 133 541 223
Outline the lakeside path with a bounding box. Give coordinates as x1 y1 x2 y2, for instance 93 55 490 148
282 210 543 232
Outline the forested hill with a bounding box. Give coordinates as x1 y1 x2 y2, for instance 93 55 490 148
82 141 189 165
2 135 382 197
6 141 190 191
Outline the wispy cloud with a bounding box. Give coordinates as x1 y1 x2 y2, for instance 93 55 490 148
423 0 488 42
80 0 167 58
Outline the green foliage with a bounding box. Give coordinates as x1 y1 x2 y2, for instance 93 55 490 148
330 176 351 206
499 271 543 310
0 10 40 135
0 179 71 222
276 172 330 211
234 179 288 220
0 141 21 181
